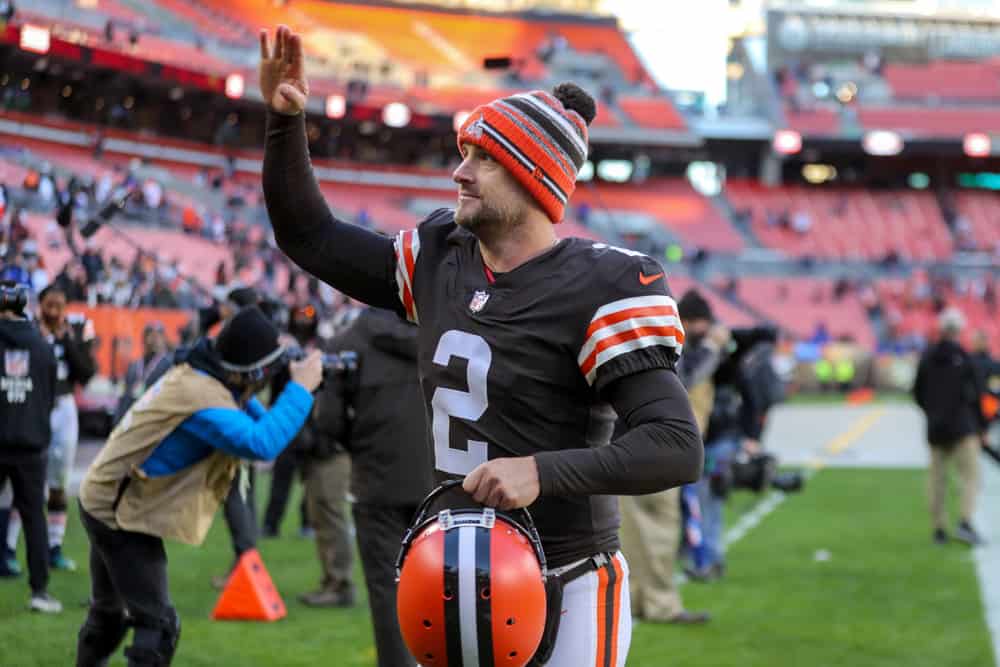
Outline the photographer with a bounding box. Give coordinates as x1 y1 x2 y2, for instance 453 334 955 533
0 281 61 612
261 302 318 540
309 307 432 667
691 322 779 580
621 289 720 624
76 306 323 667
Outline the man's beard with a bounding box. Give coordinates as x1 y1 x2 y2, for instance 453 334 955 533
455 196 521 240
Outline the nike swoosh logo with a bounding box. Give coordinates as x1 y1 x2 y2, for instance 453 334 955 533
638 271 664 286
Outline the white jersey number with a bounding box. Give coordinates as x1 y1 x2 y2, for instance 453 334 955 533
431 330 491 475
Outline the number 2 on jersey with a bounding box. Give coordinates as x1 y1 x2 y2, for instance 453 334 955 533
431 330 491 475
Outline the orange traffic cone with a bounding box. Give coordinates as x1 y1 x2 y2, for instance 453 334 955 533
211 548 287 622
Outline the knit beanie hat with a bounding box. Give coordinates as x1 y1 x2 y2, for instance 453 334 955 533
677 289 714 323
457 82 595 223
227 286 260 308
215 305 284 373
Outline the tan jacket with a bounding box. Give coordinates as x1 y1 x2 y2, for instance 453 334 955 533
688 379 715 438
79 364 241 545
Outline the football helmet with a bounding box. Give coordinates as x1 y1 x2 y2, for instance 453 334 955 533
395 481 547 667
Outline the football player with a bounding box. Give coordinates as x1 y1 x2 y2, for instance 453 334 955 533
38 284 96 571
259 25 702 666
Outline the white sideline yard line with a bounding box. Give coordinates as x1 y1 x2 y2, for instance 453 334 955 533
723 407 887 550
974 457 1000 666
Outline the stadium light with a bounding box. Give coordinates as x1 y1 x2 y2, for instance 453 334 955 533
802 164 837 184
224 74 244 100
773 129 802 156
382 102 411 129
597 160 633 183
20 25 51 55
325 94 346 119
453 110 471 133
964 133 991 158
862 130 903 157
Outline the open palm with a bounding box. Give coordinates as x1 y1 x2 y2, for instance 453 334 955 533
259 25 309 115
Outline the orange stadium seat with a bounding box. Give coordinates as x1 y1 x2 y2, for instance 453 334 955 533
884 61 1000 102
617 97 687 131
155 0 252 44
726 181 953 261
878 277 1000 353
953 190 1000 252
577 180 744 253
21 212 232 288
784 107 840 136
664 275 757 328
737 277 875 349
209 0 652 83
858 106 1000 138
18 8 237 75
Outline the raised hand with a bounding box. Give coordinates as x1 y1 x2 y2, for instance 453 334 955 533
259 25 309 116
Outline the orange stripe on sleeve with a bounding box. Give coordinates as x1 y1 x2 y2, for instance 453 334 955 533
585 305 678 340
579 325 685 377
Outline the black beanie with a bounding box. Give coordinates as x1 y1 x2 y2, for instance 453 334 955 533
215 306 283 372
677 289 714 323
227 286 260 308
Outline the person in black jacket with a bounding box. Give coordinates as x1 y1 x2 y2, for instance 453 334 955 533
37 284 96 571
913 308 985 546
0 281 61 612
691 324 778 580
970 331 1000 395
261 303 317 539
112 321 172 428
309 307 433 666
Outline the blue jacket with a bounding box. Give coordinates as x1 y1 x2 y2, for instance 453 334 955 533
140 380 313 477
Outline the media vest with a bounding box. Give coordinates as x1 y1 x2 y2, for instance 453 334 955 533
79 363 241 545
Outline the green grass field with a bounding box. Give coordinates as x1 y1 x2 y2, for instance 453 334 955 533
0 468 992 667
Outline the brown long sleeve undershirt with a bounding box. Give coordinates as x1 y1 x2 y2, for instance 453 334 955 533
262 111 401 311
262 110 702 498
535 368 703 497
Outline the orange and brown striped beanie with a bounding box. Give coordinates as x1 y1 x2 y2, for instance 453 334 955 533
457 83 595 223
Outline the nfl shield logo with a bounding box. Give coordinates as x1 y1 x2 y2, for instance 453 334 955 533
466 115 485 140
469 290 490 313
4 350 29 377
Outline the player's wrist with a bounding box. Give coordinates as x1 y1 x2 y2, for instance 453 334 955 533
531 452 557 497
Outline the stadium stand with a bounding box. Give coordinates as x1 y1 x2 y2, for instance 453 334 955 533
577 180 744 253
737 276 876 350
665 275 758 329
617 96 687 131
725 181 953 261
857 106 1000 138
883 60 1000 102
950 190 1000 253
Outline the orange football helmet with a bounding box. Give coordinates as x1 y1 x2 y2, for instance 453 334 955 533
395 481 548 667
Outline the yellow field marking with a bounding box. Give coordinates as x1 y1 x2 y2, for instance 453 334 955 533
817 407 888 466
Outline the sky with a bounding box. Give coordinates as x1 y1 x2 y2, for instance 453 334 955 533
601 0 735 105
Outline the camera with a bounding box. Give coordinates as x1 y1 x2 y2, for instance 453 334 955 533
0 283 28 316
730 453 805 494
284 347 359 379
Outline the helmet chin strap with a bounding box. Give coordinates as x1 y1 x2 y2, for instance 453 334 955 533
394 480 548 581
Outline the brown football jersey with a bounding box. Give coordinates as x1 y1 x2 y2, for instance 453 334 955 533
394 209 683 566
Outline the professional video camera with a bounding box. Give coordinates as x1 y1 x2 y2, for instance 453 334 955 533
980 403 1000 467
728 453 805 494
284 346 359 380
0 283 28 316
